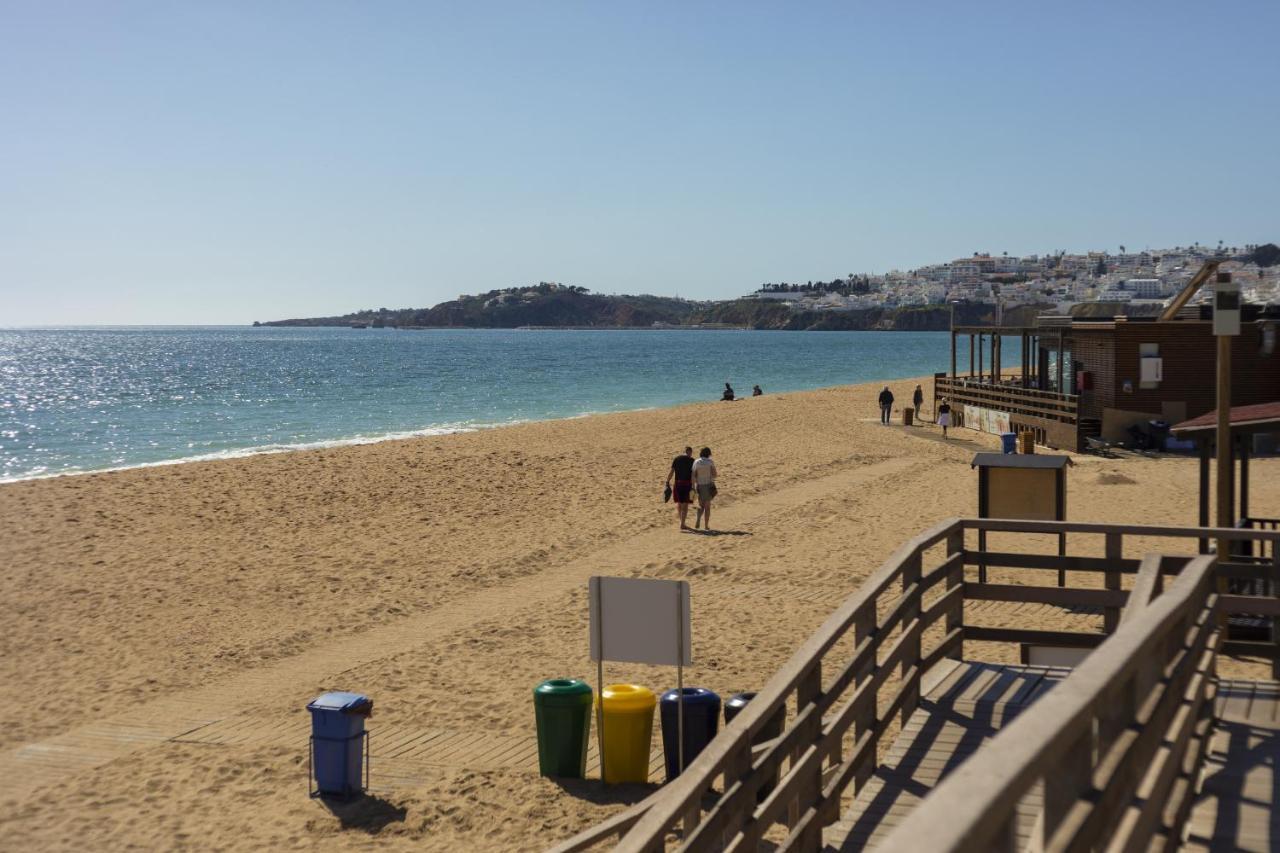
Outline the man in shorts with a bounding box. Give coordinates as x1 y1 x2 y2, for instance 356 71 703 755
666 447 696 529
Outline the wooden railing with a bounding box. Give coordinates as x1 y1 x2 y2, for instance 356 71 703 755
934 374 1078 424
874 554 1222 852
556 518 1280 853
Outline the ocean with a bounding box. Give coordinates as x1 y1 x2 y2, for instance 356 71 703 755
0 326 1007 482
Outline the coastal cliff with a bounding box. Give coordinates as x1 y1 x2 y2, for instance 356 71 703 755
257 284 1022 331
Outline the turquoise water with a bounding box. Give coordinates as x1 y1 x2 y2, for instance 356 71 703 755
0 327 990 482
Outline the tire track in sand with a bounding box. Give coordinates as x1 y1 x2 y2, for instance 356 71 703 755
0 456 917 803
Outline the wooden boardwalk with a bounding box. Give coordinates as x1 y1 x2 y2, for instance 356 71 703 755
1182 679 1280 852
823 661 1070 851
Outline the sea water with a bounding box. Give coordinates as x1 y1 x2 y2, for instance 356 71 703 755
0 326 1012 482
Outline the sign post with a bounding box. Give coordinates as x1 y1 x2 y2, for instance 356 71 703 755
589 576 692 782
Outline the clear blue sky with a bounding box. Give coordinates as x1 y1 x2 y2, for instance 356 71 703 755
3 1 1278 324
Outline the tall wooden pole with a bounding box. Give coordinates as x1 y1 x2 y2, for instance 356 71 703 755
1216 333 1231 558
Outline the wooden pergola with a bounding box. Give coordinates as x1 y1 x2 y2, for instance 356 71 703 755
949 322 1071 393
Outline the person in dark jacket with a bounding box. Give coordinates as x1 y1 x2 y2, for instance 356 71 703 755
912 384 924 419
665 447 696 529
878 386 894 424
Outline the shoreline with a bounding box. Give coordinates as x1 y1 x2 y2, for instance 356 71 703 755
0 372 942 486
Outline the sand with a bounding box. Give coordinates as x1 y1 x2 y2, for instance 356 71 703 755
0 375 1275 851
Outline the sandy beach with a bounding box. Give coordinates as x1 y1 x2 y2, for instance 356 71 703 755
1 375 1275 851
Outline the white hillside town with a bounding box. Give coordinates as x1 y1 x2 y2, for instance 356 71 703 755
744 243 1280 313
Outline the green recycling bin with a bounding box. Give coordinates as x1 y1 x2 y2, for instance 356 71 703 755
533 678 593 778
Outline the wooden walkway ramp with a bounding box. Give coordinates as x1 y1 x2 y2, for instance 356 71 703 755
823 661 1069 851
1182 680 1280 852
553 519 1280 853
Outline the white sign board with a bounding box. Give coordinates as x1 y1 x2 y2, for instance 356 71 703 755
589 576 691 666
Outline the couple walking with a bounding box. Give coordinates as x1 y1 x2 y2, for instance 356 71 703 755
665 446 718 531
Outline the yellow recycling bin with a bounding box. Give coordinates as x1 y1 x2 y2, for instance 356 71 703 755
598 684 655 784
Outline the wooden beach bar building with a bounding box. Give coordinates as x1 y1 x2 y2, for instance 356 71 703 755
935 303 1280 451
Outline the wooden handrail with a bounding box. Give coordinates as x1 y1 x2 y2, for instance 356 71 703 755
614 518 966 852
557 518 1280 853
873 554 1219 852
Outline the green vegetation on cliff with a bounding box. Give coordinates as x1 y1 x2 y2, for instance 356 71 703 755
258 284 1025 331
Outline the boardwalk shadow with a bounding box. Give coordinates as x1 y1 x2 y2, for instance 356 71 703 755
1188 718 1280 849
686 529 751 537
319 792 408 833
550 777 661 806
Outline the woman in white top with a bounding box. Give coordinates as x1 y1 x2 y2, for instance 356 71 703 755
692 447 717 531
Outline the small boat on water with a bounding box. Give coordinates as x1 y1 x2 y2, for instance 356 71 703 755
350 322 367 329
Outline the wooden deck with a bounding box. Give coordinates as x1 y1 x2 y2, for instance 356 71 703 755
823 661 1069 852
1182 679 1280 852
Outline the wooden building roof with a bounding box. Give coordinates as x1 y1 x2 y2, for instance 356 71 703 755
1172 401 1280 436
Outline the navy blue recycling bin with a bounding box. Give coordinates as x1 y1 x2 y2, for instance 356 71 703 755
659 687 721 782
1000 432 1017 454
725 692 786 802
307 692 373 798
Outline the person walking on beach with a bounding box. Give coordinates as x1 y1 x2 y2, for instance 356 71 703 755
666 447 696 529
878 386 894 425
692 447 717 531
938 398 953 439
912 384 924 419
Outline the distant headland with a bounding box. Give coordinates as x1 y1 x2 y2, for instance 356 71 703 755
254 283 1027 332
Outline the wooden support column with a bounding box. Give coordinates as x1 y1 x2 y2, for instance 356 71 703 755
1056 331 1065 393
994 334 1001 383
1198 439 1210 554
1022 333 1029 387
1240 435 1250 520
969 334 975 378
1104 532 1122 633
978 334 984 382
950 330 957 379
1216 335 1232 557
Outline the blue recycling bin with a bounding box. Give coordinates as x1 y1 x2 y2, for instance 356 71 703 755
659 687 721 781
307 691 373 798
1000 432 1017 454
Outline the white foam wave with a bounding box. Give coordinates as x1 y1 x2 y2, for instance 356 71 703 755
0 419 537 484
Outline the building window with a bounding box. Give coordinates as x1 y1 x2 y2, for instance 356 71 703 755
1139 343 1161 389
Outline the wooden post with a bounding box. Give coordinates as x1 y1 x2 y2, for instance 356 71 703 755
1239 434 1249 522
1198 439 1211 554
1104 532 1122 633
950 329 957 379
1057 330 1065 393
1043 725 1092 848
1216 336 1232 557
900 550 923 728
853 607 877 791
790 662 823 846
969 334 975 378
1022 332 1030 387
978 334 984 383
946 529 965 660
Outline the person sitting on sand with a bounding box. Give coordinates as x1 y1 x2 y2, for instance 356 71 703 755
666 447 696 529
722 382 735 402
752 385 763 397
878 386 894 425
692 447 717 531
938 398 952 439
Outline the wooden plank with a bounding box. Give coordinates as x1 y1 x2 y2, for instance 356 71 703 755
963 626 1105 648
965 551 1141 574
965 582 1127 608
